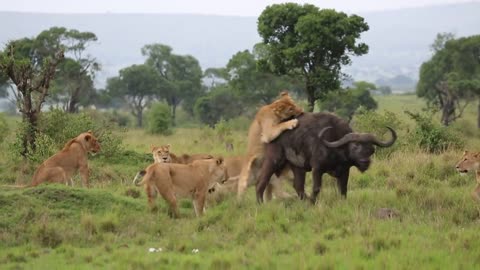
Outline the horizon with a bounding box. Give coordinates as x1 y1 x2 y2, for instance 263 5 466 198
0 0 478 16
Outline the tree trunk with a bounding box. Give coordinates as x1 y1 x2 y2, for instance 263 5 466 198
21 111 39 157
171 104 177 127
67 86 81 113
306 81 316 112
136 109 143 128
440 99 455 126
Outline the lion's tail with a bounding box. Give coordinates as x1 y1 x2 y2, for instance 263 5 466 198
133 170 147 186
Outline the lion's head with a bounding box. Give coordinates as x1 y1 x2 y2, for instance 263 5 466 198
193 157 229 185
151 144 172 163
456 151 480 174
75 130 100 154
271 91 303 120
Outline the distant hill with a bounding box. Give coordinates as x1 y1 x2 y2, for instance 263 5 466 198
1 2 479 91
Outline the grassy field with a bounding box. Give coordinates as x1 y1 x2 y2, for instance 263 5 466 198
1 94 480 269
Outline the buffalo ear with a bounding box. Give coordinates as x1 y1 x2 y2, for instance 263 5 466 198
216 157 224 165
85 134 91 141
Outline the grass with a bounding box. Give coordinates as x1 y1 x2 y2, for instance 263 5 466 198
1 94 480 269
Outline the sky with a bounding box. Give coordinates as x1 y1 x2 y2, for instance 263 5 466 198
0 0 478 16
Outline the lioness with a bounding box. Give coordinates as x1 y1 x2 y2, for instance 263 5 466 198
237 91 303 198
208 155 292 201
30 131 101 188
133 158 228 218
455 150 480 201
151 144 213 164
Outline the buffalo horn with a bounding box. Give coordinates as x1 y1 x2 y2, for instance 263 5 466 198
321 126 397 148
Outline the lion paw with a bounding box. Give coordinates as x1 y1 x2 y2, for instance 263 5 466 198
260 133 269 143
287 119 299 129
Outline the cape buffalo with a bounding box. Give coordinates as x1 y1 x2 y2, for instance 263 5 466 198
256 112 396 203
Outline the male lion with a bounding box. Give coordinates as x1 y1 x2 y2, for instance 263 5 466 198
151 144 214 164
30 131 101 188
455 150 480 201
237 91 303 198
133 158 228 218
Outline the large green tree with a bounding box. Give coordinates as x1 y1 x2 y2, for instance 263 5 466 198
226 48 295 106
257 3 369 111
106 64 159 127
141 44 203 125
0 38 64 156
25 27 99 113
319 81 378 121
194 85 242 127
417 34 480 126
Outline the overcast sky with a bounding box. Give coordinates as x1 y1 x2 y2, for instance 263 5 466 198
0 0 478 15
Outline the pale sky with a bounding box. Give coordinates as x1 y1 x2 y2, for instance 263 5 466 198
0 0 478 15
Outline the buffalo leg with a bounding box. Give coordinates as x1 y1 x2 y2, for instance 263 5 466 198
256 158 276 204
311 168 324 204
291 166 307 200
336 169 350 198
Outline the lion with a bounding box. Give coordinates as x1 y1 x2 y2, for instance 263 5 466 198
133 158 228 218
206 155 292 202
455 150 480 201
237 91 303 198
151 144 214 164
30 131 101 188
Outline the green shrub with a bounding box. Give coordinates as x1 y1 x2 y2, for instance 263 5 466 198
0 113 9 144
8 109 123 161
405 110 464 153
352 109 405 157
146 103 172 135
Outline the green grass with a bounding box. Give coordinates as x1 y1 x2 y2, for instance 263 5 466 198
1 94 480 269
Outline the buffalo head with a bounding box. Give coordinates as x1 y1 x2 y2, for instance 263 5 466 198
319 127 397 172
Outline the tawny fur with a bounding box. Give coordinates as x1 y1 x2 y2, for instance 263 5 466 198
133 158 228 218
237 91 303 198
30 131 100 188
455 151 480 201
151 144 213 164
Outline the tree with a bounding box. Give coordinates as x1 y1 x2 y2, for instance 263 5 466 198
106 64 159 127
194 85 242 127
141 44 203 125
377 85 392 95
50 58 96 111
319 82 378 121
226 48 295 106
0 39 64 156
417 34 480 126
29 27 99 113
257 3 369 112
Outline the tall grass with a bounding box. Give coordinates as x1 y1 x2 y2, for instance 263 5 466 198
1 94 480 269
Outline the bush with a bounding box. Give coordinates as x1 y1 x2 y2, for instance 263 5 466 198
352 109 405 157
146 103 172 135
405 110 464 153
0 113 9 144
8 109 123 161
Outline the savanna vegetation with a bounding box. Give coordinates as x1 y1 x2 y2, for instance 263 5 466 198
1 2 480 269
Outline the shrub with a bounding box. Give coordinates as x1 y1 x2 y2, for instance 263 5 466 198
405 110 464 153
146 103 172 135
8 109 123 161
0 113 9 144
352 109 405 157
